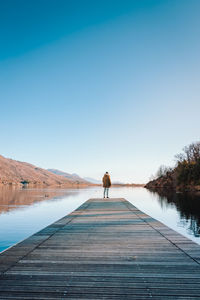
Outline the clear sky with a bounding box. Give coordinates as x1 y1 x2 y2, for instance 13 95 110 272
0 0 200 183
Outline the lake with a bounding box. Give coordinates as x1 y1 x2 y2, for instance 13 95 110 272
0 186 200 253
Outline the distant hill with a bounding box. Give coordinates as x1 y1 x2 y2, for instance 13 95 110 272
0 155 90 187
48 169 90 184
112 181 124 185
112 183 145 187
83 177 144 186
83 177 101 184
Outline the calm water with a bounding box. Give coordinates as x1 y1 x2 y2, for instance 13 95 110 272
0 186 200 253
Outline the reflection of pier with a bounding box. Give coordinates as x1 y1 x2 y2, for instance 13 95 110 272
1 198 200 298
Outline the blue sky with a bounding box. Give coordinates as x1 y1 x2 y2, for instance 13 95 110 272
0 0 200 183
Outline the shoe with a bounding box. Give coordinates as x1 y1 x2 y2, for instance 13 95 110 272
107 197 109 198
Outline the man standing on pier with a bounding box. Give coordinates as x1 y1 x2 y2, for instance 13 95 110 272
102 172 111 198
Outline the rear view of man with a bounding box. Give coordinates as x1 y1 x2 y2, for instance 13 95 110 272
102 172 111 198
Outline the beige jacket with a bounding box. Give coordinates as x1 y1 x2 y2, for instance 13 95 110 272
102 174 111 188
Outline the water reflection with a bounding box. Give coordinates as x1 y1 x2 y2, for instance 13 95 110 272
0 187 75 214
149 189 200 237
1 186 200 253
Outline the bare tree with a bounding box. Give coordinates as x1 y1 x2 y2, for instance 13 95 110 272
176 142 200 164
174 153 185 163
155 165 172 178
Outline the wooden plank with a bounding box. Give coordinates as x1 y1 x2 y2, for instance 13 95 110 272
0 197 200 299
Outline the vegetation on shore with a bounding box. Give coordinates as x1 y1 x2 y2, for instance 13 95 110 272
145 141 200 192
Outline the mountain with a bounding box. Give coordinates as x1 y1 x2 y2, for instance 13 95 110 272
0 155 90 187
83 177 101 184
112 181 124 184
47 169 90 184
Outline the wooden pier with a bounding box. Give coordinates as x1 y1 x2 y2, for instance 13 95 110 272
0 198 200 299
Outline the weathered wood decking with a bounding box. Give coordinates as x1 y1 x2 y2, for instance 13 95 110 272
0 198 200 299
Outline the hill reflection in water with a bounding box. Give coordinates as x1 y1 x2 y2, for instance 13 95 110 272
0 186 74 214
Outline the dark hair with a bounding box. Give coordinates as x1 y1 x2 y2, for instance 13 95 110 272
106 172 108 174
